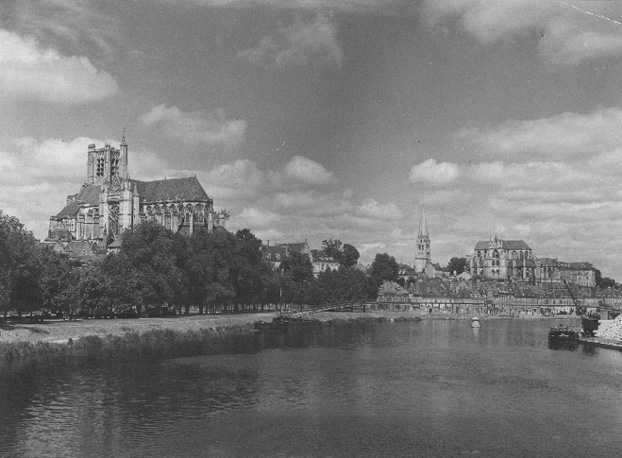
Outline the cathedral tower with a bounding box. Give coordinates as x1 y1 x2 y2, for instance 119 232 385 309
86 141 127 185
414 207 431 273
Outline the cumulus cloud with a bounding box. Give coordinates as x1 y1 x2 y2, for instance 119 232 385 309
423 0 622 64
140 104 246 147
460 108 622 159
237 207 281 228
357 199 403 220
238 14 343 68
0 137 107 238
191 157 406 261
467 160 588 188
8 0 122 60
409 158 460 184
172 0 398 12
284 155 334 185
0 29 118 104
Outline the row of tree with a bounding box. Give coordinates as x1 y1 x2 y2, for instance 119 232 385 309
1 211 402 318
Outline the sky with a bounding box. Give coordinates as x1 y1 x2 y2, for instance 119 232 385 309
3 1 622 276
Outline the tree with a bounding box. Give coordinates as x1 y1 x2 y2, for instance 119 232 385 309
341 244 360 268
321 239 343 261
369 253 399 286
280 251 313 283
231 229 271 303
38 246 73 314
320 239 360 269
117 221 186 312
595 269 616 289
0 212 42 318
184 227 236 311
446 257 467 275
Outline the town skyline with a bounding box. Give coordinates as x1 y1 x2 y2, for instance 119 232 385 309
3 1 622 276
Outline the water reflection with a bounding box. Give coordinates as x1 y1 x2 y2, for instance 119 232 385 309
2 319 622 457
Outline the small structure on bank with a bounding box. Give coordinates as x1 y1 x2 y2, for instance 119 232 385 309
377 280 409 302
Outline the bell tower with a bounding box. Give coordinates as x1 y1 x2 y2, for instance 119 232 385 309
85 136 128 185
414 207 431 273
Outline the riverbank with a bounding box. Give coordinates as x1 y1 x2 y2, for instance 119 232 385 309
0 310 578 346
0 312 427 367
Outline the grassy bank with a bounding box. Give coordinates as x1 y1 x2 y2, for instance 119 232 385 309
0 312 424 368
0 313 276 345
0 309 573 346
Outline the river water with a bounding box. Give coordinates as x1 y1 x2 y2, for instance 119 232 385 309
2 319 622 457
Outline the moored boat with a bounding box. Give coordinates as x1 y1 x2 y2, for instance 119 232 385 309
548 325 579 341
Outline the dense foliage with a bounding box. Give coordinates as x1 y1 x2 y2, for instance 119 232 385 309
369 253 399 286
0 212 375 318
446 257 467 275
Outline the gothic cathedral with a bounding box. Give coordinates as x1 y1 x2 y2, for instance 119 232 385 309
46 137 228 254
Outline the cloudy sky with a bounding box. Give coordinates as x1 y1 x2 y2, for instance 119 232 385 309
3 1 622 276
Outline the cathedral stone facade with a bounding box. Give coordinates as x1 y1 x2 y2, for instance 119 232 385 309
469 236 535 281
46 138 227 253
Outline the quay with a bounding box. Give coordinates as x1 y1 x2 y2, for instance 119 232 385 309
578 336 622 351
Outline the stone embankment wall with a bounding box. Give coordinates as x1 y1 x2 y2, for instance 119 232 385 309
372 296 622 317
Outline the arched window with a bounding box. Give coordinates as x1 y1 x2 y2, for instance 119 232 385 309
96 157 105 177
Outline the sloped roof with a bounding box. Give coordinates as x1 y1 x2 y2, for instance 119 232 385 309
133 177 210 203
562 262 594 271
75 184 100 206
475 240 531 251
280 242 309 252
537 257 558 265
55 201 80 218
107 238 123 248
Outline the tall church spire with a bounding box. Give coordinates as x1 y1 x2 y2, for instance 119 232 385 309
418 206 428 237
414 206 431 274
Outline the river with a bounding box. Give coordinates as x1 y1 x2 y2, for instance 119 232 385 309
2 319 622 457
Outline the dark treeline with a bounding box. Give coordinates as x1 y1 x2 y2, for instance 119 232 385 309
1 212 396 319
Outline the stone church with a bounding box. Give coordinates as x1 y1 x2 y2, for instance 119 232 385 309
413 208 436 277
469 235 535 281
46 137 228 254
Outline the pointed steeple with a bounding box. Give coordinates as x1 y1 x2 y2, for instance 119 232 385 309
418 207 428 237
414 206 431 274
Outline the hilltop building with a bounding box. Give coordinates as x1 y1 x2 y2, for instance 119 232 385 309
535 259 597 288
469 235 535 281
469 236 597 287
45 137 228 256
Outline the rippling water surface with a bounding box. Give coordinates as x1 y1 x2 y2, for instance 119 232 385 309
2 319 622 457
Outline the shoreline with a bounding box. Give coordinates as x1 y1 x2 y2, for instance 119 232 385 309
0 312 606 369
0 310 580 346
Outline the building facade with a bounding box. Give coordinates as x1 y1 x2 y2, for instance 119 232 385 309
469 236 535 281
535 259 597 288
262 241 340 277
46 138 228 253
470 237 597 287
